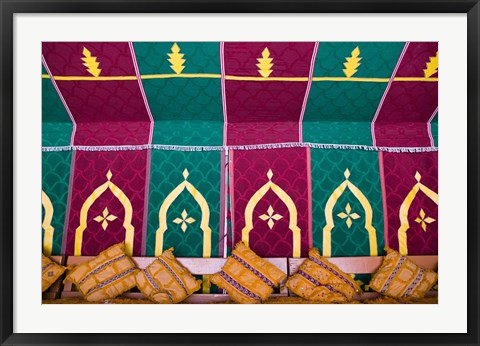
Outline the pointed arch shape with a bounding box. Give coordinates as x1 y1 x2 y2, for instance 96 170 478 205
41 190 55 256
75 171 134 256
241 170 301 257
155 171 212 257
397 172 438 255
323 170 377 257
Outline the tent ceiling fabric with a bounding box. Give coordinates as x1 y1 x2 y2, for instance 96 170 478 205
41 42 438 261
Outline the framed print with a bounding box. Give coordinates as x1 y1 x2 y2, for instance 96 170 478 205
1 1 479 345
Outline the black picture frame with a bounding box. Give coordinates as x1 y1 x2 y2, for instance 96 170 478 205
1 1 479 345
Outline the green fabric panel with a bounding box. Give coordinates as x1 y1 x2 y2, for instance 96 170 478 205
313 42 405 78
42 151 72 255
310 149 385 257
431 112 438 147
134 42 223 145
302 79 389 146
303 42 404 145
143 78 223 145
42 64 47 74
147 150 221 257
133 42 220 75
152 119 223 146
42 78 73 146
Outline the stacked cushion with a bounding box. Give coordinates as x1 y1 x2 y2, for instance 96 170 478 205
286 248 361 303
42 254 66 292
369 247 437 299
210 242 286 304
136 248 201 303
64 242 138 302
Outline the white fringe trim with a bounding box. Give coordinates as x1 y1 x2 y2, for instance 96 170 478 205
42 142 438 153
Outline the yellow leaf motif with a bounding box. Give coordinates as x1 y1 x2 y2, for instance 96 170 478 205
168 43 186 74
343 46 362 78
256 48 274 78
423 52 438 78
81 47 101 77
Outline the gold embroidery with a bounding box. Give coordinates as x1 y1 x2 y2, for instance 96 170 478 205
241 169 301 257
259 205 283 230
168 43 186 74
172 209 196 233
414 209 436 232
257 48 274 78
81 47 101 77
155 169 212 257
343 47 361 78
423 52 438 78
337 203 360 229
323 169 378 257
75 170 135 256
398 172 438 255
41 190 55 256
93 207 117 231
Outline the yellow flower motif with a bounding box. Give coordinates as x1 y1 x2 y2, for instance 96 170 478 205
337 203 360 228
173 209 196 233
259 205 283 229
93 207 117 231
414 209 436 232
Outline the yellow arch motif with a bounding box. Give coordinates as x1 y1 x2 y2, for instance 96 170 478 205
398 171 438 255
241 169 301 258
155 169 212 257
41 190 55 256
323 169 378 257
75 170 134 256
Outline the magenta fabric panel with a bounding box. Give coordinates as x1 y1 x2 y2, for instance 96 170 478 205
64 150 148 256
382 151 438 255
373 42 438 147
224 42 316 145
225 122 300 146
395 42 439 78
42 42 151 146
230 147 312 257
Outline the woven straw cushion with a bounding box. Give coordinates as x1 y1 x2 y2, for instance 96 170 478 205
42 254 66 292
136 248 201 303
65 243 138 302
286 248 361 303
210 242 286 304
369 247 437 299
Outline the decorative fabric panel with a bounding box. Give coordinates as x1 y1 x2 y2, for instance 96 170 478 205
64 150 148 256
42 151 72 256
310 148 385 257
381 151 438 255
146 150 221 257
230 147 312 258
41 42 438 259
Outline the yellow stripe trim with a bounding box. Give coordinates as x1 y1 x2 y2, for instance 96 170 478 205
42 73 438 83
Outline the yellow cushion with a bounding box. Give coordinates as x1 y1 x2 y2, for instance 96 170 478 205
285 248 361 303
210 242 286 304
136 248 201 303
65 242 138 302
42 254 66 292
369 247 437 299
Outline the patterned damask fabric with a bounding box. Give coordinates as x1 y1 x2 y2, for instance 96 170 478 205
41 42 438 259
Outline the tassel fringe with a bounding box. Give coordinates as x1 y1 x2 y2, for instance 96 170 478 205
42 142 438 153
